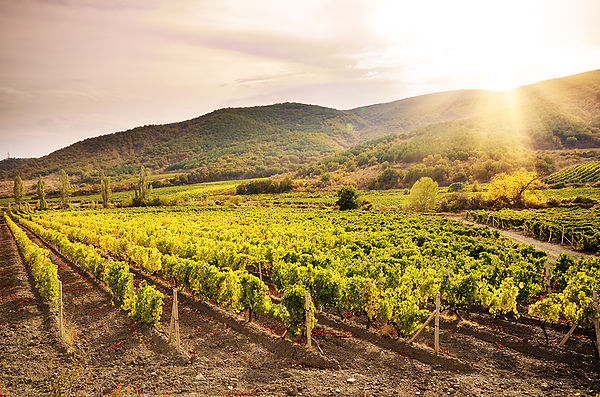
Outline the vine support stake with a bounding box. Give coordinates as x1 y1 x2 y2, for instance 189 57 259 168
561 225 564 245
435 291 440 355
258 262 263 282
305 289 311 348
571 229 574 247
408 309 436 344
593 291 600 358
169 288 180 352
558 324 577 348
58 281 63 338
545 263 551 294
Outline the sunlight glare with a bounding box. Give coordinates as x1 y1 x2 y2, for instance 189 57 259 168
368 0 593 91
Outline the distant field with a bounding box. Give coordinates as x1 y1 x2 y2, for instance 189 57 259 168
545 161 600 184
0 179 242 207
2 177 598 210
538 187 600 200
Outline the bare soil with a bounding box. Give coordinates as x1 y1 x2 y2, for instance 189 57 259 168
1 216 599 397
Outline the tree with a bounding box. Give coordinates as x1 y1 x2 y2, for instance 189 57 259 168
375 168 401 189
488 170 541 208
533 156 556 176
133 166 150 206
101 173 111 208
13 176 24 208
58 169 72 208
336 185 360 210
406 177 438 212
36 176 47 210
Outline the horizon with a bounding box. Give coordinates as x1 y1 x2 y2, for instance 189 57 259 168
1 0 600 158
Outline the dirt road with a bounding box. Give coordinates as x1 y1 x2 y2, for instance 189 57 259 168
446 215 590 262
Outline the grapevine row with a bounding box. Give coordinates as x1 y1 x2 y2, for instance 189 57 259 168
529 254 600 330
546 161 600 184
467 207 600 253
11 212 164 326
4 212 59 305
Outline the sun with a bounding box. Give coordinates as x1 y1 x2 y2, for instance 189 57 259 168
367 0 593 92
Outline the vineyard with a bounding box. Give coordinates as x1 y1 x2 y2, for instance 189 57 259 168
9 207 600 338
14 207 549 332
467 207 600 253
2 207 600 395
545 161 600 185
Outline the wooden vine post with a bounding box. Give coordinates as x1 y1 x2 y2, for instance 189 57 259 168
168 288 181 352
571 228 574 248
594 291 600 358
561 225 565 245
434 291 440 355
408 291 441 352
258 262 263 282
545 263 551 293
558 291 600 353
558 324 577 347
305 289 311 348
58 281 64 338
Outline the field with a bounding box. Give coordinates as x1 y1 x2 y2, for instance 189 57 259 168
1 204 599 396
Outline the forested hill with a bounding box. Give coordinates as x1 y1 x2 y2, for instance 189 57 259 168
2 69 599 182
0 103 369 180
0 95 498 181
298 69 600 187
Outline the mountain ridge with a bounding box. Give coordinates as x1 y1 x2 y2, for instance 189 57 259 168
2 69 599 182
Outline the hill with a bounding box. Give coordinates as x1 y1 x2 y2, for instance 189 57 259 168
297 70 600 187
0 103 368 181
1 69 599 186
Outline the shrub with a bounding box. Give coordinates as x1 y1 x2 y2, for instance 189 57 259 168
336 185 360 210
447 182 464 192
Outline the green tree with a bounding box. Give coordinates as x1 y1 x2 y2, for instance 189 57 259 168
376 168 401 189
133 166 150 206
101 173 111 208
336 185 360 210
36 176 47 210
13 176 24 208
407 177 438 212
58 169 71 208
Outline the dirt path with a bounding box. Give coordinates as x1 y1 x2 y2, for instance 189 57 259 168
2 217 599 396
446 214 590 262
0 217 66 395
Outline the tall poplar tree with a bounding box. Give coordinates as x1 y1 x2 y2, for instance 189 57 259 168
133 166 150 206
58 169 72 208
13 176 24 208
36 176 47 210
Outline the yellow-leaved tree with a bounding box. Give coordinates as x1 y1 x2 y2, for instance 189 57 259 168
406 177 438 212
488 170 542 208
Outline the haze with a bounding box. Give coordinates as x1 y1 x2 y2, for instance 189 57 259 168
1 0 599 158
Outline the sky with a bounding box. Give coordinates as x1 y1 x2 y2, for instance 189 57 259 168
1 0 599 158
